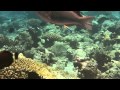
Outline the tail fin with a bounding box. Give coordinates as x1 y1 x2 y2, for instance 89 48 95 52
81 16 94 30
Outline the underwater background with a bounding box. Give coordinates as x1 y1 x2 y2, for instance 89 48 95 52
0 11 120 79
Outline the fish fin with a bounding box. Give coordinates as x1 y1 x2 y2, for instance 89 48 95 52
73 11 82 16
81 16 94 30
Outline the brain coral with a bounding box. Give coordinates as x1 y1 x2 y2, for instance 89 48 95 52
0 53 65 79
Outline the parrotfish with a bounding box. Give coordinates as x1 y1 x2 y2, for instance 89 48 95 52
36 11 94 30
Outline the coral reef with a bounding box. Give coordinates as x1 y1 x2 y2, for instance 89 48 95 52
0 53 71 79
1 11 120 79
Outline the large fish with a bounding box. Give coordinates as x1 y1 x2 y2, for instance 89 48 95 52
36 11 94 30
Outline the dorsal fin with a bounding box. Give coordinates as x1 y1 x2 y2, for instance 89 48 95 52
73 11 83 17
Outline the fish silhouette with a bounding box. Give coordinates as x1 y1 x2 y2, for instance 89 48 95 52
0 51 13 69
36 11 94 30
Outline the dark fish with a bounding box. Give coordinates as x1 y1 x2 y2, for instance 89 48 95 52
0 51 13 69
36 11 94 30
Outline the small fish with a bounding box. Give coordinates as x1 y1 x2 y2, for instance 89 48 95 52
36 11 94 30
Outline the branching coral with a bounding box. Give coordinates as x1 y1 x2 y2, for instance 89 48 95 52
1 29 40 52
108 20 120 35
26 18 42 28
42 32 62 47
0 34 12 48
2 45 25 53
89 48 111 72
101 61 120 79
15 31 33 49
33 48 56 65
